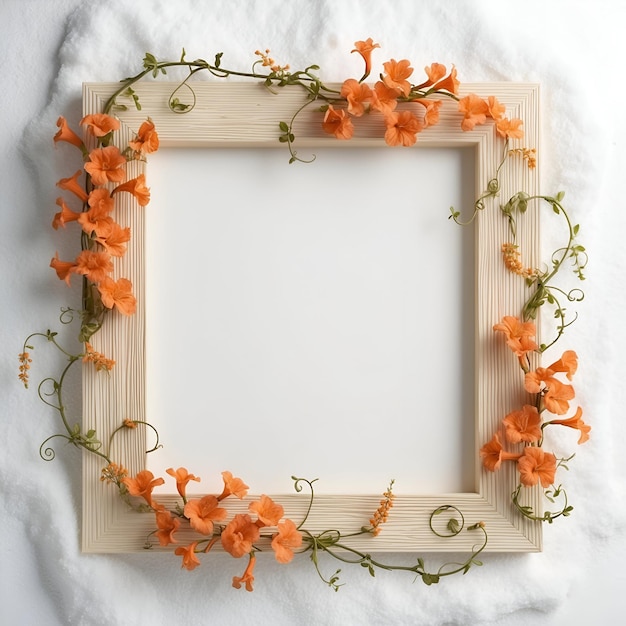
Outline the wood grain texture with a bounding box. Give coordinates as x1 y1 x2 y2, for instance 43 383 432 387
82 81 541 554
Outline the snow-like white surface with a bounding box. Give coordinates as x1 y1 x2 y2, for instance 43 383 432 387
2 1 626 624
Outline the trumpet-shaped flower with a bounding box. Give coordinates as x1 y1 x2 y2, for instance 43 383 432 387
84 146 127 186
382 58 414 97
112 174 151 206
340 79 372 117
50 253 76 285
493 316 538 359
166 467 200 499
95 223 131 257
370 81 399 115
416 63 447 89
57 170 88 202
232 553 256 591
412 98 442 128
52 197 80 229
98 277 136 315
80 113 120 137
322 105 354 140
351 38 380 80
122 469 165 507
128 119 159 155
548 350 578 380
218 471 249 500
54 116 84 148
479 432 522 471
384 110 423 147
184 495 227 535
502 404 542 444
549 406 590 444
174 542 201 570
249 494 284 527
517 447 557 487
221 514 260 558
271 519 303 563
154 508 181 546
431 66 459 95
543 378 575 415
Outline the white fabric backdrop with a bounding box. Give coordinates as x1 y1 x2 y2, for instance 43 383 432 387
2 1 625 624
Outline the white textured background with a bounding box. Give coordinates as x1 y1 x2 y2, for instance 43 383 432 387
2 1 625 624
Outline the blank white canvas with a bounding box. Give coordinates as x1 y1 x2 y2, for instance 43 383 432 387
145 146 475 494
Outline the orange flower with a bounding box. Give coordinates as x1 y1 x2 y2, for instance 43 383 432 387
458 94 489 131
412 98 442 128
166 467 201 499
77 197 115 238
95 223 131 257
73 250 114 284
493 316 538 359
50 253 76 285
479 432 522 471
415 63 447 89
98 277 136 315
502 404 542 444
351 38 380 80
322 105 354 140
547 350 578 380
83 342 115 371
54 116 84 148
52 197 80 229
175 542 201 571
84 146 127 186
524 367 556 394
543 378 575 415
549 406 590 444
517 447 557 487
271 519 303 563
431 65 459 95
382 58 414 97
384 110 423 147
340 79 372 117
496 117 524 139
221 514 260 558
121 469 165 507
232 553 256 591
184 495 227 535
218 471 249 500
80 113 120 137
128 119 160 155
112 174 151 206
155 508 181 546
249 494 284 527
57 170 88 202
87 187 115 214
486 96 506 121
370 81 399 115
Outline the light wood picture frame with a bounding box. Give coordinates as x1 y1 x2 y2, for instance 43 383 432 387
81 81 541 554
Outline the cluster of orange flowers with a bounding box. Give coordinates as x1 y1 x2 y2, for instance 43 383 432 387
321 38 524 147
51 113 159 317
369 479 395 536
480 316 590 488
121 468 303 591
501 243 539 279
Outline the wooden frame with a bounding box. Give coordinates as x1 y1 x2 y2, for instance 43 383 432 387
82 81 541 553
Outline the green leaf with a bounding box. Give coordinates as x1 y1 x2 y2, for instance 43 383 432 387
556 190 565 202
180 47 186 62
279 121 289 132
422 573 440 585
214 52 223 68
